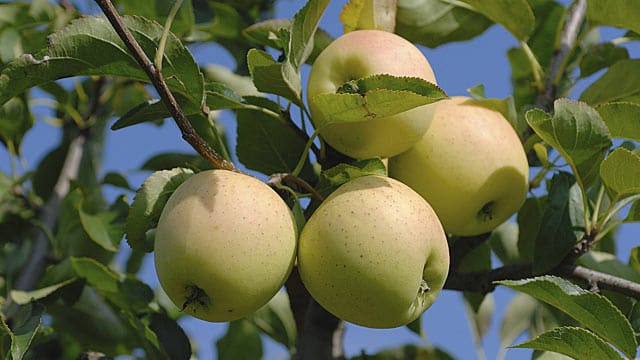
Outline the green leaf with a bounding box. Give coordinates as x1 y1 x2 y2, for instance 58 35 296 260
236 109 313 178
0 15 204 107
498 276 638 358
355 344 455 360
580 59 640 105
512 326 623 360
249 291 297 350
533 173 584 274
102 172 132 190
11 303 43 360
625 200 640 222
578 251 640 284
126 168 194 252
460 240 492 311
596 102 640 141
517 196 546 263
148 313 192 360
78 207 121 252
140 153 206 171
205 81 251 110
71 257 119 294
465 293 494 341
318 158 387 189
216 319 263 360
0 95 33 152
459 0 534 40
526 99 612 190
586 0 640 34
396 0 493 48
489 221 520 265
10 278 77 305
246 48 301 105
311 74 446 125
119 0 195 36
500 293 538 349
288 0 330 70
600 148 640 199
579 43 629 78
406 317 422 337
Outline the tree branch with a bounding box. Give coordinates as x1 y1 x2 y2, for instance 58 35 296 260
534 0 587 110
94 0 237 172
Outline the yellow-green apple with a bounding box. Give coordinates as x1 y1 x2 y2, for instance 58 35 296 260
154 170 297 322
298 175 449 328
389 96 529 236
306 29 437 159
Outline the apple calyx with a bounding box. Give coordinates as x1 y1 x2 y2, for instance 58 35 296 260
337 80 362 95
477 201 495 223
182 284 210 313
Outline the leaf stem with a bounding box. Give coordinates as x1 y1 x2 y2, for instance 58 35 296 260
155 0 185 72
590 185 606 232
598 194 640 233
94 0 237 172
520 41 544 92
292 129 321 177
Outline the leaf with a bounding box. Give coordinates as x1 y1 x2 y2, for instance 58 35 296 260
596 102 640 141
625 200 640 222
580 59 640 105
10 278 77 305
396 0 494 48
586 0 640 34
246 48 301 106
311 74 446 126
600 148 640 199
102 171 132 190
288 0 330 70
119 0 195 36
579 43 629 78
0 15 204 107
11 303 43 360
140 153 206 171
406 317 422 337
235 109 313 178
517 196 546 263
500 293 538 349
0 95 33 151
148 313 192 360
465 294 494 341
78 207 121 252
526 99 612 190
498 276 638 358
460 240 492 311
216 319 263 360
578 251 640 284
71 257 120 294
318 158 387 190
249 291 297 350
459 0 534 40
489 221 520 265
340 0 397 33
512 326 623 360
125 168 194 252
533 172 584 274
356 344 455 360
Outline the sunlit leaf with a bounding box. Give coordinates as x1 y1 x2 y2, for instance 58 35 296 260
459 0 534 40
512 326 623 360
216 319 262 360
580 59 640 105
596 101 640 141
586 0 640 34
599 148 640 199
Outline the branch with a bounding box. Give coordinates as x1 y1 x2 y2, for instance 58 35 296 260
534 0 587 110
294 300 345 360
94 0 237 172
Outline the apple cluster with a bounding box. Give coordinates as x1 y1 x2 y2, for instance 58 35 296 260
152 29 529 330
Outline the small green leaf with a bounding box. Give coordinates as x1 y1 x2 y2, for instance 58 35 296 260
600 148 640 199
205 81 250 110
533 172 584 274
216 319 263 360
359 344 455 359
126 168 195 252
141 153 206 171
236 109 313 178
102 172 132 190
78 207 121 252
526 99 612 190
0 95 32 151
71 257 119 293
586 0 640 34
512 326 623 360
249 291 297 350
500 294 538 349
596 102 640 141
119 0 195 36
246 49 301 105
629 247 640 273
625 200 640 222
148 313 192 360
396 0 493 48
311 75 446 125
10 278 77 305
498 276 638 358
517 196 546 263
288 0 330 70
11 303 43 360
406 317 422 337
489 221 520 265
318 158 387 189
460 0 534 41
465 293 494 341
580 43 629 78
580 59 640 105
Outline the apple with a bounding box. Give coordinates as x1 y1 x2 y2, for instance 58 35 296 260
298 175 449 328
388 96 529 236
154 170 297 322
306 29 437 159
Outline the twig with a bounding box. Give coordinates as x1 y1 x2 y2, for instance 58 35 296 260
268 173 325 202
94 0 237 172
534 0 587 110
294 300 345 360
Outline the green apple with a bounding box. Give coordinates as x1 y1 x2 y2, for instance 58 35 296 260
389 96 529 236
154 170 297 322
298 175 449 328
306 29 437 159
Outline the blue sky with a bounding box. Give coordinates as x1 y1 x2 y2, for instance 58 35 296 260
2 0 639 359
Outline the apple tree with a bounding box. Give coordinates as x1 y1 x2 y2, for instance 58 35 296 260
1 0 640 359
